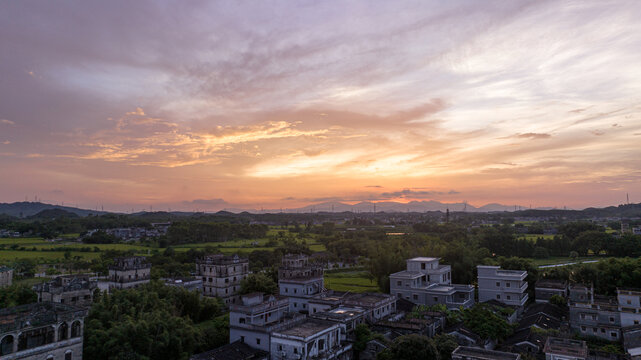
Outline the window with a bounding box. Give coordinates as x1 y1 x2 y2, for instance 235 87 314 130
581 326 586 331
239 318 245 324
496 282 501 287
433 297 438 302
421 263 426 270
507 295 511 300
601 329 605 333
413 294 418 301
610 317 615 323
294 289 297 294
65 351 72 360
397 281 402 286
611 332 618 338
496 294 501 300
278 345 282 351
240 336 245 343
628 300 632 305
294 303 297 308
294 348 298 354
505 283 510 288
256 338 261 345
635 320 640 325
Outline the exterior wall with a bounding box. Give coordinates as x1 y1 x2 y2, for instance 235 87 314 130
229 328 271 353
309 303 334 315
478 266 528 307
198 258 249 305
279 278 324 313
570 304 621 341
618 290 641 327
0 269 13 287
37 289 94 308
271 325 346 360
536 288 567 303
1 319 85 360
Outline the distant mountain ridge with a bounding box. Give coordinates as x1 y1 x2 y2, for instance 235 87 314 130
0 202 107 217
258 200 524 213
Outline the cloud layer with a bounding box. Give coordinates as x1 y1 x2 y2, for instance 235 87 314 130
1 1 640 211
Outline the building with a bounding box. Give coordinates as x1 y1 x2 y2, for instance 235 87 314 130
189 341 268 360
569 284 621 341
228 293 352 359
543 337 588 360
617 288 641 327
309 291 397 322
0 266 13 287
0 302 87 360
33 276 97 307
309 307 366 340
446 323 494 349
389 257 474 309
270 318 351 360
104 256 151 290
477 265 528 307
197 254 249 305
623 325 641 359
163 277 203 293
536 279 568 303
229 293 305 353
451 346 521 360
278 254 325 313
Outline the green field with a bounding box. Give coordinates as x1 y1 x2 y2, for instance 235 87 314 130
324 270 380 293
518 234 556 241
0 232 326 265
533 256 607 267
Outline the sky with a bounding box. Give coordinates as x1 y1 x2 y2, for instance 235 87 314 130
1 0 640 212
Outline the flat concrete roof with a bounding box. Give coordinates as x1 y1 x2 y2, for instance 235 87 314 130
274 319 337 339
408 257 438 262
452 346 520 360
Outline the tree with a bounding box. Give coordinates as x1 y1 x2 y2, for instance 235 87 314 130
239 273 277 295
354 324 373 353
549 295 567 307
0 284 38 308
377 334 439 360
433 334 458 360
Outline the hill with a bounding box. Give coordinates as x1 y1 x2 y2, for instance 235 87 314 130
0 202 107 218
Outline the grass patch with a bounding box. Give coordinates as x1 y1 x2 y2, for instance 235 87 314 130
0 250 101 264
324 270 380 293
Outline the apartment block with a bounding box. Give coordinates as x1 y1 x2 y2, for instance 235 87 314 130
197 254 249 305
389 257 474 310
478 265 528 307
278 254 325 313
569 284 621 341
617 288 641 327
228 293 352 360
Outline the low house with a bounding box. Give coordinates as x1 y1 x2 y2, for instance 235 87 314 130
623 325 641 359
445 323 494 349
536 279 569 303
452 346 521 360
544 337 588 360
502 328 547 355
33 275 97 308
189 341 268 360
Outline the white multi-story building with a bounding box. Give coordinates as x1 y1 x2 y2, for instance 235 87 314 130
228 293 351 360
618 288 641 327
477 265 528 307
270 319 351 360
389 257 474 309
279 254 325 313
197 254 248 305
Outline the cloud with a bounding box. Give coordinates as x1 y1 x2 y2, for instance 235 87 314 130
182 198 229 207
380 188 459 199
2 141 10 145
512 133 552 140
0 119 15 125
365 185 383 188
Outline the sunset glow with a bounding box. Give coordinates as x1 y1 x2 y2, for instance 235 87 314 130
1 1 640 211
